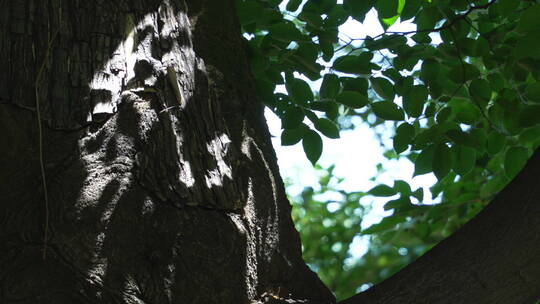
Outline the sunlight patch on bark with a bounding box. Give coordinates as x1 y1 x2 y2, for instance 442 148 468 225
229 178 258 299
87 232 108 286
205 133 233 187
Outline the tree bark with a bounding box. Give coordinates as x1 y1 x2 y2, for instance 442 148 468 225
0 1 334 303
340 147 540 304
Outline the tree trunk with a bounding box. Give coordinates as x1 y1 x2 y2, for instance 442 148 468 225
0 1 334 303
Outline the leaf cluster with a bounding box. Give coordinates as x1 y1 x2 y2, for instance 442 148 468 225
238 0 540 299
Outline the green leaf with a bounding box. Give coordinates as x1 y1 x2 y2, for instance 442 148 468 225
452 145 476 176
368 184 398 197
315 118 340 139
333 54 372 74
286 0 302 12
379 0 405 28
303 130 323 165
372 101 405 121
362 216 406 234
519 105 540 128
381 15 399 29
525 82 540 103
281 107 305 129
469 79 492 104
414 145 435 176
401 0 422 21
403 85 428 118
394 123 415 153
448 63 481 84
298 10 323 26
344 0 373 22
411 187 424 202
413 126 440 149
487 131 506 155
267 0 282 7
412 33 432 44
310 101 333 112
320 74 341 99
415 7 443 31
375 0 398 19
320 41 334 62
519 126 540 145
440 20 470 43
295 43 319 63
516 4 540 33
504 146 529 179
433 143 453 180
420 59 440 83
449 0 468 11
384 196 411 211
335 91 369 109
382 68 402 83
424 102 437 118
304 110 319 123
268 21 305 42
326 5 350 27
469 128 487 153
281 124 308 146
287 78 314 104
488 73 505 92
452 101 480 125
318 28 339 44
498 0 519 17
236 1 265 25
514 33 540 59
341 77 369 93
475 37 490 56
370 77 395 100
436 107 452 124
393 180 411 195
366 35 407 51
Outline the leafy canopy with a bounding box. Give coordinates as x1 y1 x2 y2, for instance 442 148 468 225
237 0 540 300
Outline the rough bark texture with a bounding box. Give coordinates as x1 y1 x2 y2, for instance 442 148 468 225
340 148 540 304
0 1 334 303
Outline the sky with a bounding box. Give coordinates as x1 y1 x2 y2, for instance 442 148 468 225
266 4 438 257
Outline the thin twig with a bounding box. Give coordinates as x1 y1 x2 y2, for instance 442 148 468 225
35 28 59 260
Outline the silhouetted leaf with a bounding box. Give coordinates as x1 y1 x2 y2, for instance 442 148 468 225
303 130 323 165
